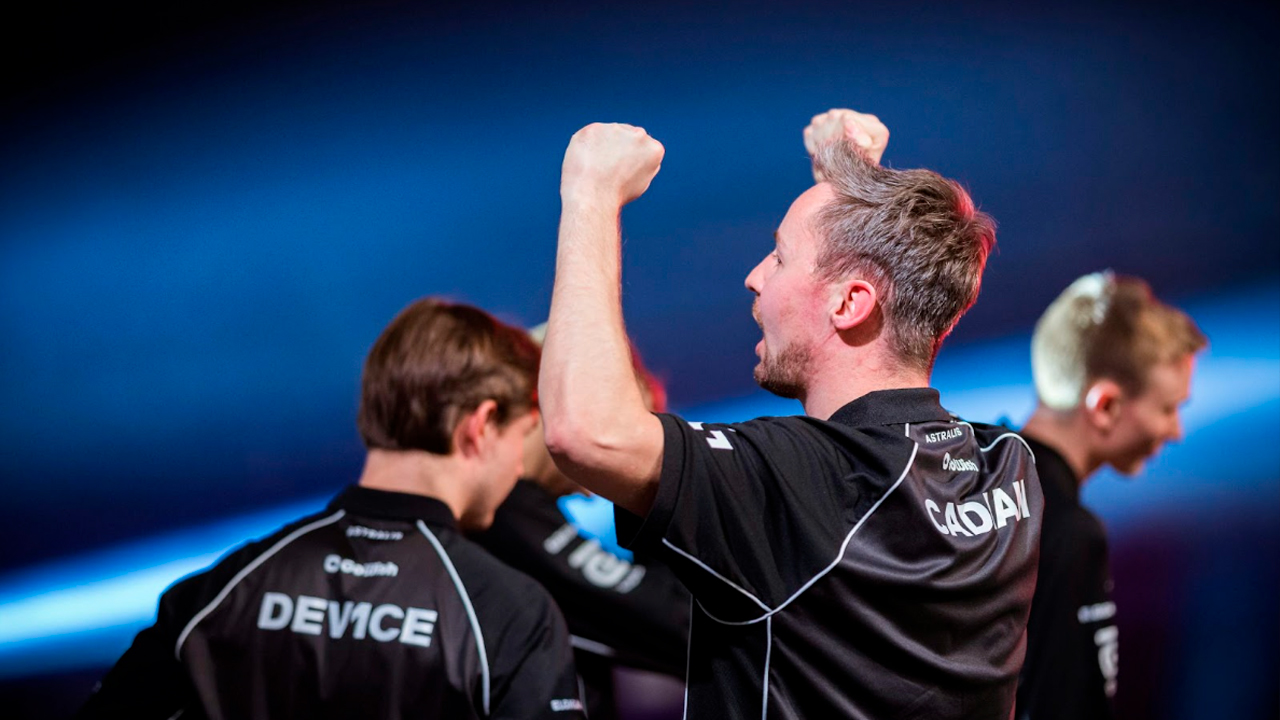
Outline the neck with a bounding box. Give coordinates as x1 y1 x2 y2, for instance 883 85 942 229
801 349 931 420
1021 406 1101 484
357 449 473 521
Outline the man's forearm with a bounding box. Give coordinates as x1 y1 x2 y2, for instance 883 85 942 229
542 123 667 516
541 197 660 515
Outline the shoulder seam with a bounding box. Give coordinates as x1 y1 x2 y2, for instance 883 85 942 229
417 521 491 716
956 421 1036 462
698 433 920 627
173 509 345 659
661 538 772 612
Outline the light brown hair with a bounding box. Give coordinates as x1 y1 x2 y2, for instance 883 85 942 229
811 140 997 371
358 298 540 454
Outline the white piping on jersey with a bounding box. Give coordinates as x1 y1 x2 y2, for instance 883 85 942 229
570 635 617 657
694 433 921 627
661 539 772 612
761 615 773 719
174 510 345 659
418 520 491 716
681 596 693 720
955 421 1037 462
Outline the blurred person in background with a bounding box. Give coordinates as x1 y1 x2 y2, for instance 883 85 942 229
77 298 584 720
472 324 689 720
1016 272 1206 720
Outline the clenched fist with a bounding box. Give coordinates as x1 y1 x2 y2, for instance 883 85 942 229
561 123 665 208
804 109 889 181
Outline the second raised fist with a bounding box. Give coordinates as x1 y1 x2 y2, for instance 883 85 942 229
561 123 665 208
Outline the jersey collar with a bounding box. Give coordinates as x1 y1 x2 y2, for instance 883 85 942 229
329 484 459 529
1019 435 1081 503
826 387 953 427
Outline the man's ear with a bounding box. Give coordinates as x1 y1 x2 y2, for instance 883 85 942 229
1082 379 1123 433
832 279 878 331
453 399 500 458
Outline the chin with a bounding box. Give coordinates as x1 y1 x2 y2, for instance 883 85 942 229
1110 455 1150 477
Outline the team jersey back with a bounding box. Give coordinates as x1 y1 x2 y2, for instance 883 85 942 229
177 509 487 719
617 388 1042 719
773 419 1041 718
79 486 585 720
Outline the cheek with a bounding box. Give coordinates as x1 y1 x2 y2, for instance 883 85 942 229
763 274 810 321
1140 410 1170 441
1125 411 1168 454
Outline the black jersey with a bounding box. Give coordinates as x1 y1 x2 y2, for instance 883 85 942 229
472 481 690 719
616 388 1043 719
77 485 585 720
1015 436 1118 720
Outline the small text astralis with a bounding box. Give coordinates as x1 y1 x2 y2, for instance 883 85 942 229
924 427 963 444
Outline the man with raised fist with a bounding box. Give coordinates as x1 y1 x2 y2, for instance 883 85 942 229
538 110 1043 718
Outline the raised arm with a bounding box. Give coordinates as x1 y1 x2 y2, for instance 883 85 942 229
540 123 667 517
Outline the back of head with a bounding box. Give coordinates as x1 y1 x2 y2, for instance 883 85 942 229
358 298 541 454
811 140 997 372
1032 272 1207 410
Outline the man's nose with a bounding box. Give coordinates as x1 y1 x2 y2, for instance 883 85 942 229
745 260 763 293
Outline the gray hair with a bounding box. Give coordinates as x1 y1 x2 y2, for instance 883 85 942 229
811 140 996 371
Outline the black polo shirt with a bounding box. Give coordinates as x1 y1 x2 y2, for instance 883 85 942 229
617 388 1043 719
78 485 585 720
1015 436 1117 720
472 481 690 719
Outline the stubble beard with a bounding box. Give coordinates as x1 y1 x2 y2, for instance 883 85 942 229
752 298 812 399
754 339 811 400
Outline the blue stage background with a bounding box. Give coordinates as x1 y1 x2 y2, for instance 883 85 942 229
2 2 1276 718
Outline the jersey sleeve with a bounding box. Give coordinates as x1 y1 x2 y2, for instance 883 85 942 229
74 569 208 718
486 577 587 720
616 413 903 622
75 520 313 718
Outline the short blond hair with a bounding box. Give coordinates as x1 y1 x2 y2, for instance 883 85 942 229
1031 272 1207 410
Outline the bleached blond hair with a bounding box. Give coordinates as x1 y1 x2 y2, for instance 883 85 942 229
1031 272 1206 410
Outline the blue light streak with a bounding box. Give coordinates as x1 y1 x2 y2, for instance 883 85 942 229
0 285 1275 680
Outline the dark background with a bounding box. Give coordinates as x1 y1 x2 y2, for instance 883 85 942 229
1 1 1277 718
